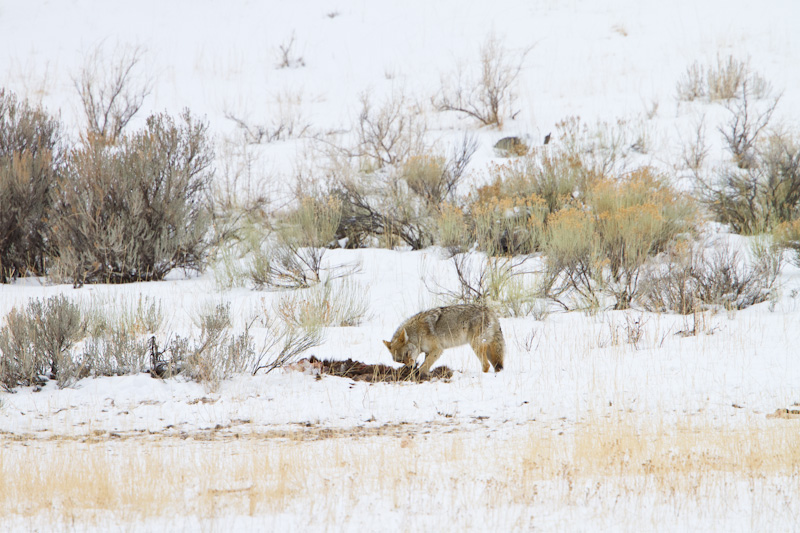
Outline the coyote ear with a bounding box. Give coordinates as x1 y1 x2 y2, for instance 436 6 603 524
399 328 408 342
383 340 392 349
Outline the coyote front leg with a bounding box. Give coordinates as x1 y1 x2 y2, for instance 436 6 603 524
418 346 443 375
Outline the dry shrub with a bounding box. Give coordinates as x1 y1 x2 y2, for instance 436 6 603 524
445 254 515 306
555 116 642 177
325 93 474 251
402 155 450 205
82 330 151 378
73 43 152 142
0 294 170 389
707 55 747 101
639 239 697 315
434 203 471 252
166 303 322 387
693 242 780 310
680 61 785 236
675 62 706 102
591 169 695 308
774 219 800 267
434 34 528 128
0 295 86 390
332 145 473 251
84 295 164 339
641 239 780 314
540 207 600 309
0 89 64 283
249 195 344 289
430 254 542 318
50 111 213 284
224 89 311 144
0 294 319 391
491 149 590 213
699 129 799 235
718 87 779 170
470 149 592 257
543 168 695 310
82 295 164 375
472 193 547 256
352 91 427 170
275 32 305 69
676 55 771 102
169 303 251 387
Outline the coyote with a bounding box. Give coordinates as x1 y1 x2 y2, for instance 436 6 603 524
383 304 505 374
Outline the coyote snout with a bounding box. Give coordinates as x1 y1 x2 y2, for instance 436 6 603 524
383 304 505 375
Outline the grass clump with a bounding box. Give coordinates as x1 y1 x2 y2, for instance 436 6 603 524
275 279 370 328
676 55 772 102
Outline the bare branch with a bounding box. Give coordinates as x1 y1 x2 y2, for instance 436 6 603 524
73 43 153 141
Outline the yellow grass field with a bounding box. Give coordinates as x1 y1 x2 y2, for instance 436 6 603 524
3 413 799 531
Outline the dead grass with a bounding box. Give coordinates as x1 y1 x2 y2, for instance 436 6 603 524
1 414 798 529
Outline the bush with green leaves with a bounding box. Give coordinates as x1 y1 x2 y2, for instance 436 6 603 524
50 110 213 284
0 89 64 283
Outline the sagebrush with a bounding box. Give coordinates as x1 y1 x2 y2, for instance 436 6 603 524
0 89 64 283
50 110 214 284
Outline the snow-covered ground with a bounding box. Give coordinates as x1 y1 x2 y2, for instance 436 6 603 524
2 1 800 531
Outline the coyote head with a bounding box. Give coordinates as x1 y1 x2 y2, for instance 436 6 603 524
383 328 418 367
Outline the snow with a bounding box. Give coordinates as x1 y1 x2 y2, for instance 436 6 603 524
2 0 800 531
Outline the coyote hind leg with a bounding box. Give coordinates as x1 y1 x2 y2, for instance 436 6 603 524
469 340 491 373
487 340 504 371
488 327 505 371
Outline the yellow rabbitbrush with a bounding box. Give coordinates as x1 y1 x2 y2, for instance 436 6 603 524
384 304 505 375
